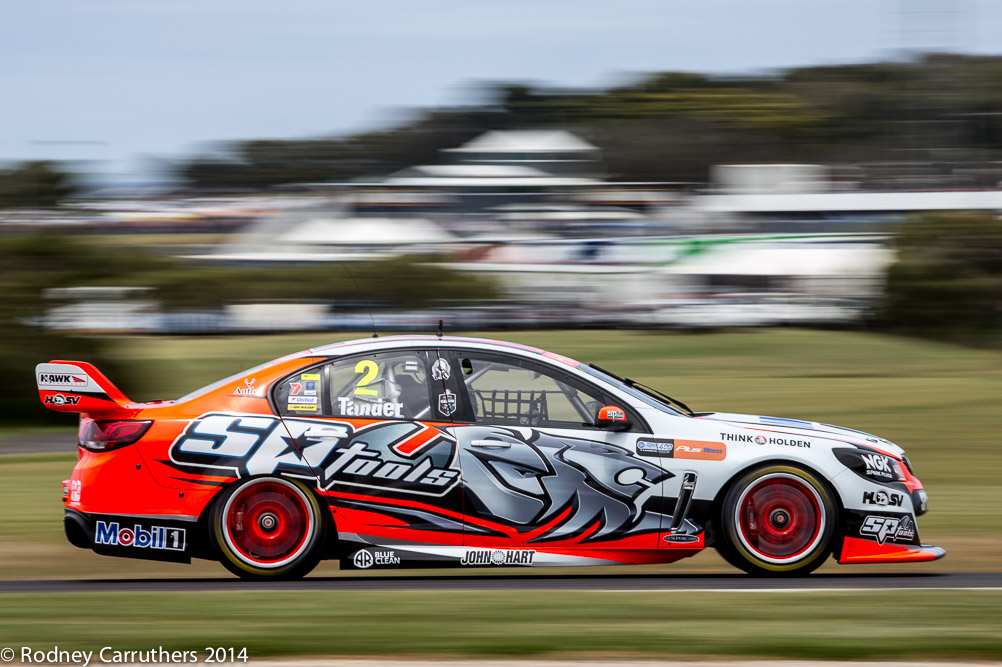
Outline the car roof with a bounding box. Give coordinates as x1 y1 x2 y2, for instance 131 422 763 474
307 335 580 366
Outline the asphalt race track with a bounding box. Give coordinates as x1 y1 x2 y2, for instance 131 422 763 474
1 571 1000 594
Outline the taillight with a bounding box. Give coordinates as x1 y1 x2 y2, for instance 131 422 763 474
79 419 152 452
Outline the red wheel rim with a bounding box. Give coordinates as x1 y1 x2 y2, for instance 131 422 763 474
736 473 824 563
224 480 313 567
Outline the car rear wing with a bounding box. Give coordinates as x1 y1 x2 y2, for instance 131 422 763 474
36 361 132 414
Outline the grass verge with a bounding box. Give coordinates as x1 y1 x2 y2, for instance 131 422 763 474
0 590 1000 661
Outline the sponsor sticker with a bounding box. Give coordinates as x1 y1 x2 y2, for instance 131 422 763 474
663 534 700 544
232 378 259 396
95 521 186 551
37 372 88 387
287 403 318 412
352 549 401 568
301 373 321 381
859 515 916 545
68 479 82 503
863 490 904 507
673 440 726 461
288 395 318 405
460 549 535 566
438 391 457 417
336 397 403 418
721 432 808 447
43 394 80 406
636 439 674 456
170 413 460 496
431 357 451 381
305 380 317 396
289 382 303 395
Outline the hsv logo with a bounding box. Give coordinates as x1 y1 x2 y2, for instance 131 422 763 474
863 490 904 507
43 394 80 406
95 521 186 551
37 373 87 387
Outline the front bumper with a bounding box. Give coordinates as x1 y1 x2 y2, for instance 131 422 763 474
838 536 946 564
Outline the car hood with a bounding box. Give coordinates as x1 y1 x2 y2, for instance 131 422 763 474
697 411 905 457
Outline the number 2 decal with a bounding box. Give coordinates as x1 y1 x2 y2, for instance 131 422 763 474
354 359 379 396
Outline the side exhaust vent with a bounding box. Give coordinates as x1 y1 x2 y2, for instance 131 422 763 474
669 471 698 532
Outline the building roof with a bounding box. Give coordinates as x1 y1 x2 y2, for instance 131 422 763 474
446 130 599 154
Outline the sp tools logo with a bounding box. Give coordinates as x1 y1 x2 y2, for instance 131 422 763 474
169 413 460 497
859 515 916 545
95 521 186 551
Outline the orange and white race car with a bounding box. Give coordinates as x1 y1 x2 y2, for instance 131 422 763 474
38 335 943 579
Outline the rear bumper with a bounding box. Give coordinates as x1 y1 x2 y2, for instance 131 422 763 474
64 508 195 563
838 535 946 564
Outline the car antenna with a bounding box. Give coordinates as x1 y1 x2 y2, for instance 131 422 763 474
436 319 443 338
341 264 377 337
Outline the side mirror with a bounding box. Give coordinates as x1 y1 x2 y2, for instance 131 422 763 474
595 405 630 431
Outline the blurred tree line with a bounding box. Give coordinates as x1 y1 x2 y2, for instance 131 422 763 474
0 235 497 425
882 214 1002 344
0 161 77 208
179 54 1002 188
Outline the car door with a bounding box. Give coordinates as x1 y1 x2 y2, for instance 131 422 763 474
443 349 668 551
273 349 465 549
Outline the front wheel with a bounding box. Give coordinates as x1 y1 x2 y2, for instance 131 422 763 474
209 476 327 580
717 464 837 576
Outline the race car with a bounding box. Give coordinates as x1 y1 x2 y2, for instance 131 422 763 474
36 335 943 579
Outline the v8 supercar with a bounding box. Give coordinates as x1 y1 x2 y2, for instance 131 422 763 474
37 336 943 578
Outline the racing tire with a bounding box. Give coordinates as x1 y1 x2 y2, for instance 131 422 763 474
717 464 837 576
209 476 327 580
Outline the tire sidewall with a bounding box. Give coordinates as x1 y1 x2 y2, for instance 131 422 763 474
209 475 327 579
720 464 837 576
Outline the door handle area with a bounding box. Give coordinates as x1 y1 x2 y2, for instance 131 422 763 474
304 426 349 439
470 439 511 448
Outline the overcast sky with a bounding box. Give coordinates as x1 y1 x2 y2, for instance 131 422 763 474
1 0 997 177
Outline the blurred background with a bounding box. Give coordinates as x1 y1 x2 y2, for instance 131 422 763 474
3 1 1002 421
1 1 1002 660
1 0 1002 573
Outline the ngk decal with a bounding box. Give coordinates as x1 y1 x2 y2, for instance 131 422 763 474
95 521 186 551
859 515 916 545
169 413 460 496
860 453 896 481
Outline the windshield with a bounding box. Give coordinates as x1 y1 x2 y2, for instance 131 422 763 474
578 364 685 417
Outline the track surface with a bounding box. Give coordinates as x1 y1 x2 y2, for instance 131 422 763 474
1 571 999 594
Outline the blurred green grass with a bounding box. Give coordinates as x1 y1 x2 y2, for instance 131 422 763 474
2 329 1000 578
0 590 1000 660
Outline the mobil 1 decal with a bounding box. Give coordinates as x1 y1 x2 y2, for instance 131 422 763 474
167 413 459 496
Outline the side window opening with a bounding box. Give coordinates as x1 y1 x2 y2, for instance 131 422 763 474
329 352 431 421
457 353 607 429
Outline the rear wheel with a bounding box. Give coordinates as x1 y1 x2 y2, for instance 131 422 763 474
718 464 836 576
210 476 326 580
